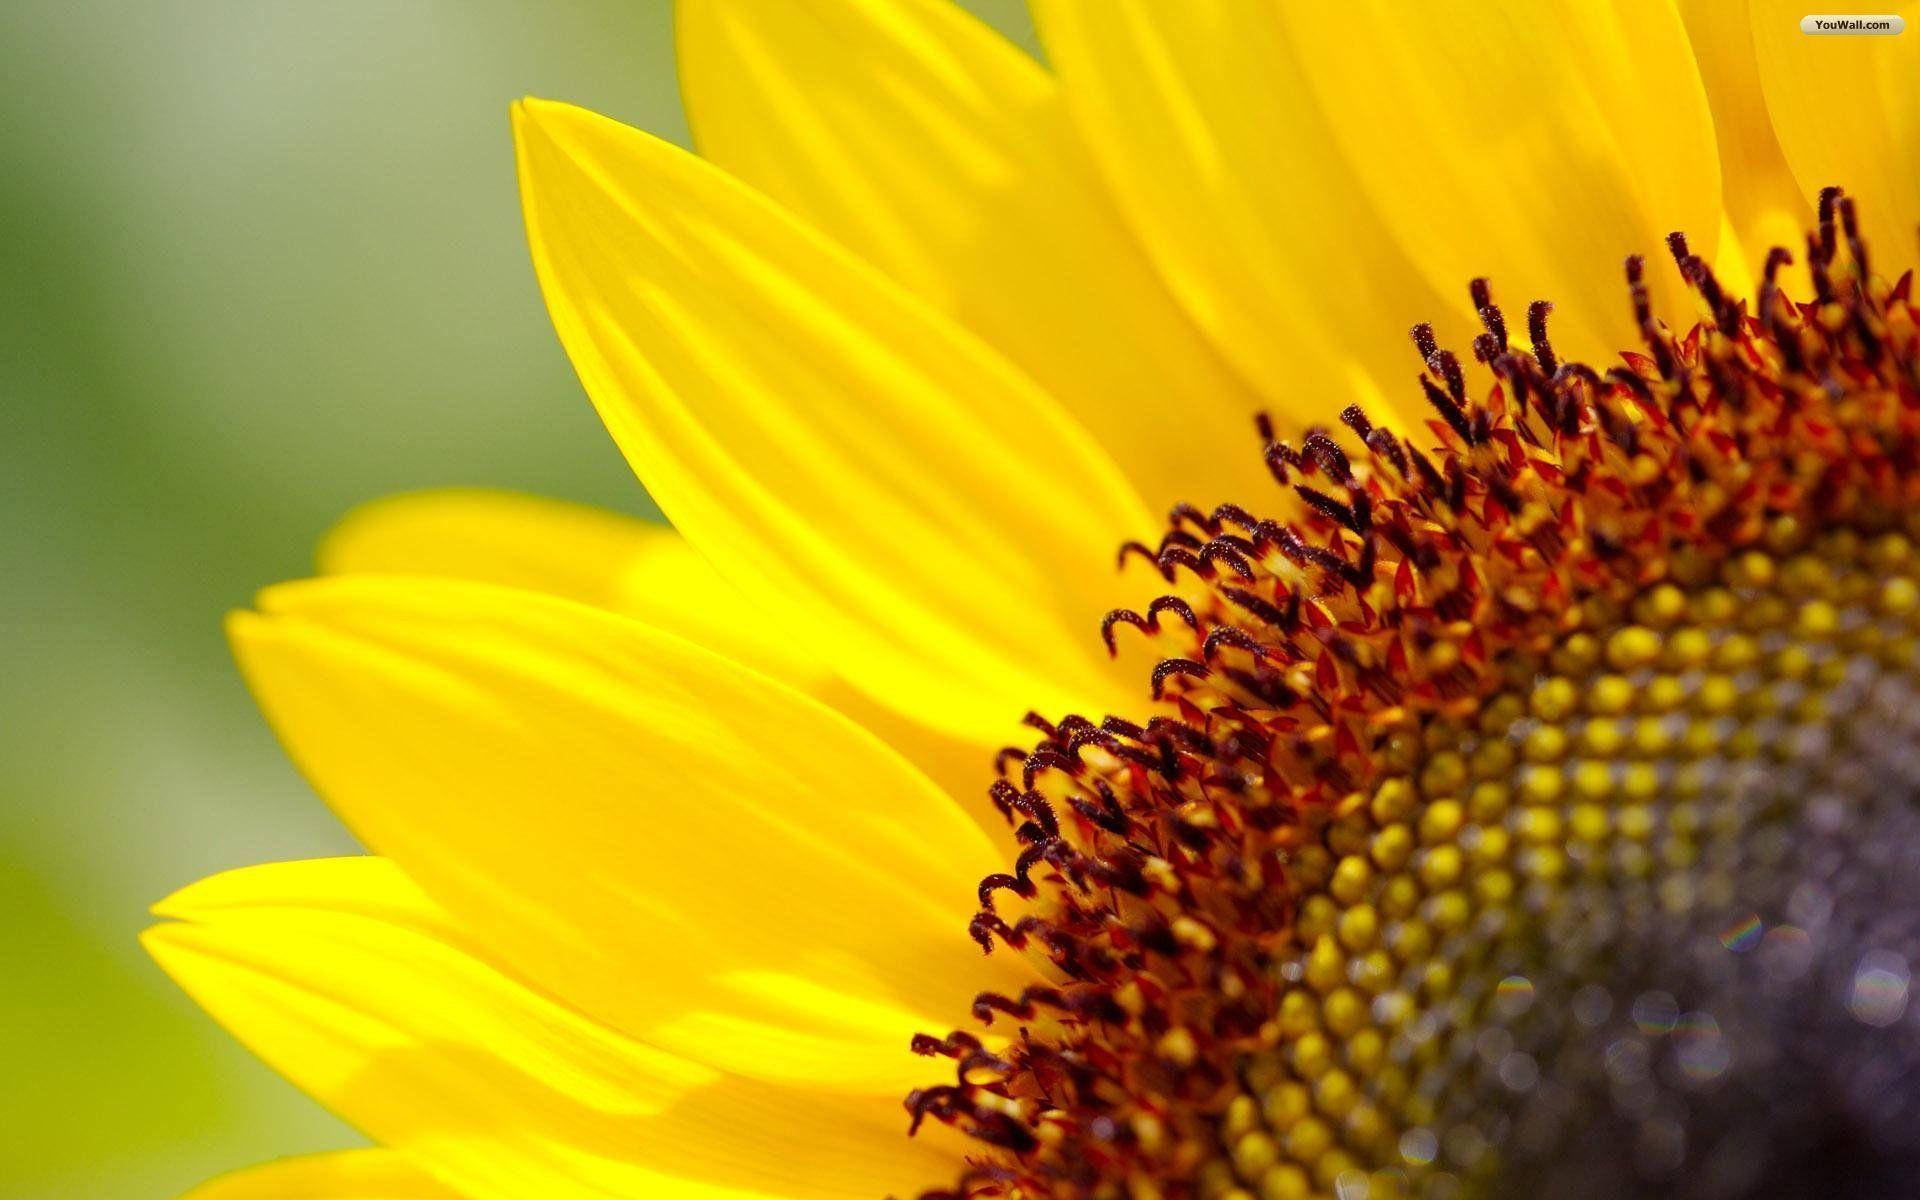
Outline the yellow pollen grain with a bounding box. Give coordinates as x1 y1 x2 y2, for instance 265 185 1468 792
1386 913 1429 959
1571 760 1612 800
1277 990 1318 1038
1473 869 1515 905
1354 950 1395 993
1313 1069 1359 1118
1712 634 1760 673
1581 717 1626 757
1370 777 1419 824
1418 752 1467 799
1370 825 1415 873
1304 936 1345 994
1259 1164 1311 1200
1470 825 1510 865
1284 1117 1333 1163
1694 674 1739 715
1519 764 1564 805
1294 894 1337 943
1529 677 1579 723
1417 800 1464 844
1330 856 1373 905
1336 906 1380 953
1630 716 1671 757
1417 845 1464 890
1605 626 1662 671
1471 738 1517 780
1427 891 1470 934
1379 874 1422 919
1642 675 1688 712
1521 724 1568 763
1633 583 1688 627
1880 577 1919 616
1664 626 1713 670
1157 1027 1199 1067
1348 1028 1387 1074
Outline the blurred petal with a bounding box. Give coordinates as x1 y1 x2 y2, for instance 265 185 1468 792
1678 0 1812 293
150 859 954 1200
182 1150 459 1200
1273 0 1722 363
1032 0 1461 431
321 489 816 683
228 576 1028 1091
513 96 1150 745
158 855 467 946
318 489 1010 829
677 0 1267 509
1751 0 1920 263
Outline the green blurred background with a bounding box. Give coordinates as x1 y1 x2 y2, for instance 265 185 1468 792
0 2 1032 1195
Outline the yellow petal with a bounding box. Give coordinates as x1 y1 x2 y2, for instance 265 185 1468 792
321 489 817 684
1751 1 1920 263
182 1150 460 1200
513 96 1150 745
159 854 469 946
149 858 955 1200
676 0 1267 510
1032 0 1464 431
1678 0 1812 293
228 575 1026 1091
1269 1 1723 364
318 489 1011 830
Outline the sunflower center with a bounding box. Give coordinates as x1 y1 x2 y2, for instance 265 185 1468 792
909 192 1920 1200
1225 538 1920 1200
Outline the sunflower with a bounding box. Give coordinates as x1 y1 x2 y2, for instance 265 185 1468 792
146 3 1920 1199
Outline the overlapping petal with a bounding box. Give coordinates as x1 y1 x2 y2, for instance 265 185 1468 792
1678 0 1812 295
1272 0 1723 364
514 96 1151 745
149 859 955 1200
1031 0 1462 431
320 489 816 685
227 576 1029 1092
1751 0 1920 262
318 489 1012 826
676 0 1267 509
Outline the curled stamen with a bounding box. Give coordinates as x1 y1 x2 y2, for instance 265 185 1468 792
1150 657 1212 700
1411 321 1439 364
1527 300 1558 375
1301 430 1353 483
1422 375 1474 444
1666 229 1691 272
1101 596 1201 655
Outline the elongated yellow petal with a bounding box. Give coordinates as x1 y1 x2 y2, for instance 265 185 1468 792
513 96 1149 744
1031 0 1463 431
318 489 1011 830
183 1150 460 1200
1677 0 1812 294
228 576 1026 1091
1269 1 1722 363
676 0 1267 510
159 854 470 947
1751 1 1920 261
149 859 956 1200
321 489 817 684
